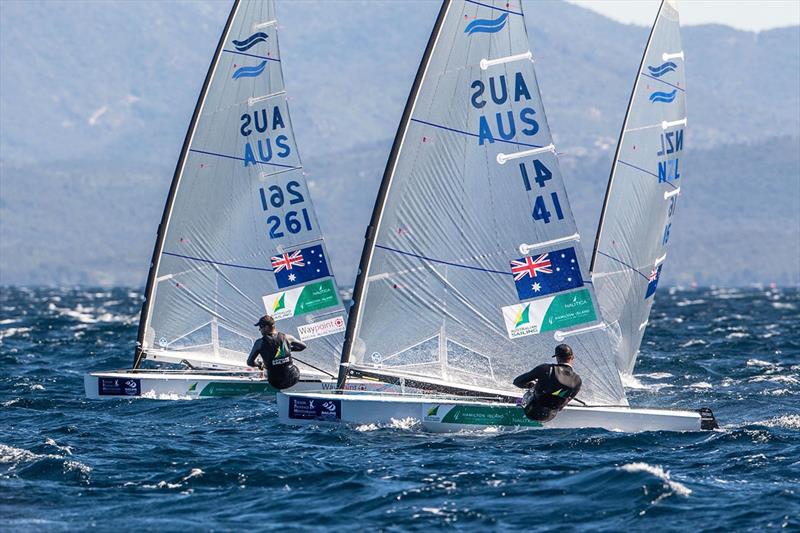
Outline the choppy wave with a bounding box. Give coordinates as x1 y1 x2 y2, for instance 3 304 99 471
0 287 797 529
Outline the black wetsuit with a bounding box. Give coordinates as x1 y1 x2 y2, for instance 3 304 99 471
513 363 582 422
247 332 306 390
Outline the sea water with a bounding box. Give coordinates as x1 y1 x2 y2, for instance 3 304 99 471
1 287 798 530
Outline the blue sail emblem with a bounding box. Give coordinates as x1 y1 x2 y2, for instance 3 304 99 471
649 89 677 103
232 32 268 52
464 13 508 35
647 61 677 77
232 60 268 80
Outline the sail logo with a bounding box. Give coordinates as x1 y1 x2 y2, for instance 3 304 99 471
647 61 677 78
514 304 531 327
649 89 677 104
232 32 268 52
510 247 584 301
501 290 596 339
645 265 662 299
232 60 268 80
262 280 339 322
464 13 508 35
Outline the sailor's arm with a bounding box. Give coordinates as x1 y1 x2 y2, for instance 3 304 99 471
513 369 538 388
513 364 549 388
286 334 307 352
246 338 262 367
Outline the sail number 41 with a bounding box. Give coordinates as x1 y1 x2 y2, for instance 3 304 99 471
519 159 565 224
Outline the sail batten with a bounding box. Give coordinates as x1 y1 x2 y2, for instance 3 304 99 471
136 0 347 373
339 0 625 405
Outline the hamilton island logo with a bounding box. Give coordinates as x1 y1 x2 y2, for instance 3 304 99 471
647 61 677 78
649 89 677 103
232 32 268 52
464 12 508 35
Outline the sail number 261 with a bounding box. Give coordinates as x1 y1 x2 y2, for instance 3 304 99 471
258 181 313 239
519 159 565 224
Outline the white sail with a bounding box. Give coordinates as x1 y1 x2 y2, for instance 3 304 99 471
135 0 346 374
339 0 626 405
591 0 686 375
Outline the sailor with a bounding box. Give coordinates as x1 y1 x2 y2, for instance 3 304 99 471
247 315 306 390
512 343 582 422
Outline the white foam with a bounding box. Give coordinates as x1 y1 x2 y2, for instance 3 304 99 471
619 462 692 497
689 381 713 389
680 339 707 348
757 415 800 429
639 372 673 380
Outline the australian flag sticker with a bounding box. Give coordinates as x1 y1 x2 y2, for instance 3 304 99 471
645 265 662 299
510 246 584 301
272 244 331 289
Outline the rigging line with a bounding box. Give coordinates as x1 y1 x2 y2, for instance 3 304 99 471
163 251 274 272
464 0 523 16
410 118 543 148
375 244 592 284
639 72 685 92
376 244 509 276
189 148 301 170
617 159 678 189
222 49 281 62
595 250 650 281
293 356 335 378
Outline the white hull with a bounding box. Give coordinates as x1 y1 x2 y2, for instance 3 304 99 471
84 370 397 400
277 391 714 432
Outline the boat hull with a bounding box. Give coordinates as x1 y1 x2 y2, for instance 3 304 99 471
277 391 709 432
84 371 395 400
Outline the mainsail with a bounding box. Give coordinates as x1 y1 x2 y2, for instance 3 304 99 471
591 0 686 375
134 0 346 374
339 0 626 405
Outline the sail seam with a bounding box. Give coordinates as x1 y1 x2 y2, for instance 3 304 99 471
162 252 274 272
222 49 280 62
464 0 522 16
188 148 300 169
617 159 678 189
640 72 685 92
595 251 650 281
410 118 543 148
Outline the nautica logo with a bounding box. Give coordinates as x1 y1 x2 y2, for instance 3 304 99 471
647 61 677 78
464 13 508 35
232 32 268 52
649 89 677 103
232 60 268 80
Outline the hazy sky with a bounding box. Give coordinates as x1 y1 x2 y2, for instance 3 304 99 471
566 0 800 31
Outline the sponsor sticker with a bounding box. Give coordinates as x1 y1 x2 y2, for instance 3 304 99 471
262 279 339 321
288 397 341 421
501 288 597 339
422 404 542 427
297 316 346 341
98 378 141 396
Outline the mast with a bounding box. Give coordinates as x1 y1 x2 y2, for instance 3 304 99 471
590 0 664 273
134 0 240 368
337 0 452 389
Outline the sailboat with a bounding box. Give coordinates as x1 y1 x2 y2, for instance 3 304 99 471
85 0 395 399
277 0 718 431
